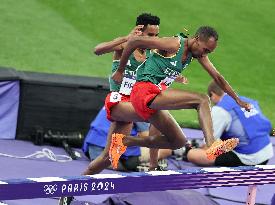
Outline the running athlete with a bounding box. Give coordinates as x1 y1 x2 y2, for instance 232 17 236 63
109 26 251 169
82 13 163 175
59 13 160 205
58 13 161 205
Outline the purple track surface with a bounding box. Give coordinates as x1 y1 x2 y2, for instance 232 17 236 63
0 128 274 205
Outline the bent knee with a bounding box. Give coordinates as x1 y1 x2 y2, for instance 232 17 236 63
145 136 157 147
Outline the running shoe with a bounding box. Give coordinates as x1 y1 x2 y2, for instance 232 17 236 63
109 133 127 169
206 138 239 160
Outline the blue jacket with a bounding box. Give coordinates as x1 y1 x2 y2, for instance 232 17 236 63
82 107 147 157
217 95 271 154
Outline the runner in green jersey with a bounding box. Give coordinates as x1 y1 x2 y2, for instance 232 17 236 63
109 26 251 168
59 13 162 205
85 14 162 172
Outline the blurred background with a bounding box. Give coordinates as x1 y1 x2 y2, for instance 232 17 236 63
1 1 275 204
1 0 274 128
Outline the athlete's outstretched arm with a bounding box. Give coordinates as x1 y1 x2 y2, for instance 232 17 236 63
198 56 251 111
93 25 143 55
112 36 179 82
94 37 126 55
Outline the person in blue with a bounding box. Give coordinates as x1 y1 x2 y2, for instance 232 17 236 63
185 81 273 166
82 106 149 171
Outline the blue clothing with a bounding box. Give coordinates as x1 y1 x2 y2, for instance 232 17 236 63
82 107 149 157
88 144 106 160
217 94 272 154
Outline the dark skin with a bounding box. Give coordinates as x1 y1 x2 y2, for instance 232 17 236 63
112 34 251 150
83 25 162 175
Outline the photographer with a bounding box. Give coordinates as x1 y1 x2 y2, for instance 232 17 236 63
184 81 273 166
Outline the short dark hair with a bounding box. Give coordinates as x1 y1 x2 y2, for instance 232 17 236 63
136 13 160 26
195 26 219 41
207 80 224 97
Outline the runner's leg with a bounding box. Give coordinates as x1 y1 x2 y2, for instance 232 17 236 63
123 110 187 149
149 89 215 146
83 121 132 175
148 124 161 170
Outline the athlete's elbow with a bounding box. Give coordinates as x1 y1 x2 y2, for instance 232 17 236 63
93 47 102 55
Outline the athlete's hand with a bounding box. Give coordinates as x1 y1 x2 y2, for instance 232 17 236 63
237 100 251 112
111 69 124 83
175 74 188 84
126 25 144 40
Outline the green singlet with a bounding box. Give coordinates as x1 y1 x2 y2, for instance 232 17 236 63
109 50 151 95
136 35 193 88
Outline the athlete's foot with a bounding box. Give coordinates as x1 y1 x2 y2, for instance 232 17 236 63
58 196 74 205
206 138 239 160
109 133 127 169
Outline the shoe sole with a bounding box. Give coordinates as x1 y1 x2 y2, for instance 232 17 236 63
206 138 239 160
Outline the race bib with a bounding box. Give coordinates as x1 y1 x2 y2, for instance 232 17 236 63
109 92 122 103
159 76 176 87
119 74 136 95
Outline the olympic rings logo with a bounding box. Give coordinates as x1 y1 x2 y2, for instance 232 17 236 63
44 184 58 195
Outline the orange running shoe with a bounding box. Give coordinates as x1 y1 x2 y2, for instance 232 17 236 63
109 133 127 169
206 138 239 160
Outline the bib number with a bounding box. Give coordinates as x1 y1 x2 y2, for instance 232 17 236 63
119 75 136 95
159 76 176 87
110 92 122 103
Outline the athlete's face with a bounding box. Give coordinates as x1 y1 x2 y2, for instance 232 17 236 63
141 24 159 37
191 36 217 58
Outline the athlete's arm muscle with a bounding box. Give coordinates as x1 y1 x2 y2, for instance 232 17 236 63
118 36 179 73
93 25 143 56
94 37 126 56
